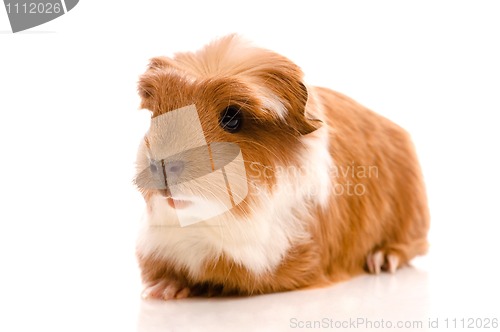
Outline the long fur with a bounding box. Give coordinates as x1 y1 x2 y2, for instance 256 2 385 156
135 34 430 298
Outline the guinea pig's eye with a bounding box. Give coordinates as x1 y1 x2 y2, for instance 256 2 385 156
219 106 243 133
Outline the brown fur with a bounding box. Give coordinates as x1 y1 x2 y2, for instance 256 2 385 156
136 35 429 297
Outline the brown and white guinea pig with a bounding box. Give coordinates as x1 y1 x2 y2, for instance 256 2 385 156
134 34 430 300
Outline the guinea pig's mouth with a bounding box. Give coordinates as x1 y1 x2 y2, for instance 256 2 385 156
155 189 193 209
166 197 192 210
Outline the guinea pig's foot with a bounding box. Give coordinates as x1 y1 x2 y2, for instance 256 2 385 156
366 250 400 274
141 279 190 300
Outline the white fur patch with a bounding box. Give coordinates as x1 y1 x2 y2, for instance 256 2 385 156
136 188 307 277
300 126 333 208
258 89 288 120
137 195 220 277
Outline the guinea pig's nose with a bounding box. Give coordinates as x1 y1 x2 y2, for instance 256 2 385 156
165 160 185 176
149 160 159 173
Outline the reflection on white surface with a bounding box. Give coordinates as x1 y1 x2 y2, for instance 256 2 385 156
135 254 500 332
138 267 430 332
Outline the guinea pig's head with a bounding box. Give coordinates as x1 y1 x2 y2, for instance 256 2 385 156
134 35 321 226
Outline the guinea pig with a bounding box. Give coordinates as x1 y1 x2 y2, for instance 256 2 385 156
134 34 430 300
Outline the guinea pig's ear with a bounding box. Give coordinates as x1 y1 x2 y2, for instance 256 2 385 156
138 57 176 102
138 73 155 100
262 65 321 135
295 82 323 135
147 56 177 71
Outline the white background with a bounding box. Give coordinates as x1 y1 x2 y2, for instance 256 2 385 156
1 1 499 331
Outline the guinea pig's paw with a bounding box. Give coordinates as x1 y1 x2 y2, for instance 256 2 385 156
141 279 190 300
366 250 400 275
